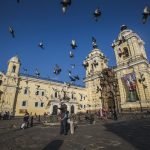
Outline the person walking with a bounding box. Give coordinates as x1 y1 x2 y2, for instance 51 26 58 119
69 114 75 135
30 116 34 127
21 111 29 129
0 112 2 120
38 115 41 123
113 109 118 120
59 109 68 135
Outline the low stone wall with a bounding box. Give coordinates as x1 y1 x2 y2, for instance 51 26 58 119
119 111 150 120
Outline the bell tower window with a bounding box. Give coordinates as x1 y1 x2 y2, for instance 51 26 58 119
12 65 16 73
24 88 28 95
123 47 129 59
0 80 2 86
55 92 57 98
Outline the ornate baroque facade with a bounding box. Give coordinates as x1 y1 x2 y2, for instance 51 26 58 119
0 25 150 116
112 25 150 111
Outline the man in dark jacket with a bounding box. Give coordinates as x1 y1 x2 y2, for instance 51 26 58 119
60 109 68 135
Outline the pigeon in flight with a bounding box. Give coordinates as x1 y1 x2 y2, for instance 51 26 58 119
69 51 74 58
71 64 75 69
92 36 98 48
64 82 72 88
38 42 44 49
35 69 40 77
68 70 72 75
69 75 76 82
68 70 75 82
53 64 62 75
68 70 80 82
82 61 89 68
71 40 77 49
60 0 71 13
93 8 101 21
142 6 150 24
74 75 80 80
138 73 145 83
9 26 15 38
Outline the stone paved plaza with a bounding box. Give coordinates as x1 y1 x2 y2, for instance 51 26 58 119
0 118 150 150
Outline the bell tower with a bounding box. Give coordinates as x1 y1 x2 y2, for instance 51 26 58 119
83 37 108 111
7 55 21 77
4 56 21 115
112 25 150 111
112 25 147 66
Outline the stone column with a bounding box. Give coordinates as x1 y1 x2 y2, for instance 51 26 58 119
74 104 78 114
57 103 61 114
67 104 71 113
49 103 53 115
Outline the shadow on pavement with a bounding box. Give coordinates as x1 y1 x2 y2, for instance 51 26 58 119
42 139 63 150
104 119 150 150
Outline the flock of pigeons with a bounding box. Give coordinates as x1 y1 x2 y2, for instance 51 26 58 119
8 0 150 85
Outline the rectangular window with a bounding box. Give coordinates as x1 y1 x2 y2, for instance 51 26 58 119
0 80 2 86
35 102 38 107
22 101 26 106
41 91 44 96
41 102 44 107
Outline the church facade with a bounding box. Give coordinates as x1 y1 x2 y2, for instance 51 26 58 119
0 25 150 116
112 25 150 111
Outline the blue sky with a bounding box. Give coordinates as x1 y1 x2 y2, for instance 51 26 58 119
0 0 150 85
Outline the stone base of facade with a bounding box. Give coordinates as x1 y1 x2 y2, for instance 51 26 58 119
121 101 150 112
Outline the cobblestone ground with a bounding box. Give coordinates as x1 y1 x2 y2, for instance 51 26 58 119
0 118 150 150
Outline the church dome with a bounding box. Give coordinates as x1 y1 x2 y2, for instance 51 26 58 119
8 56 21 64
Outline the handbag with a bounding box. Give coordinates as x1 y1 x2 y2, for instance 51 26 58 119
21 122 25 129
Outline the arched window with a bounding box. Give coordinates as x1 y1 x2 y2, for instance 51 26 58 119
123 47 129 58
91 64 94 70
0 80 2 86
24 88 28 95
71 94 74 99
62 104 67 111
101 63 104 69
0 91 3 100
55 92 57 98
52 105 58 115
71 105 74 114
12 65 16 73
